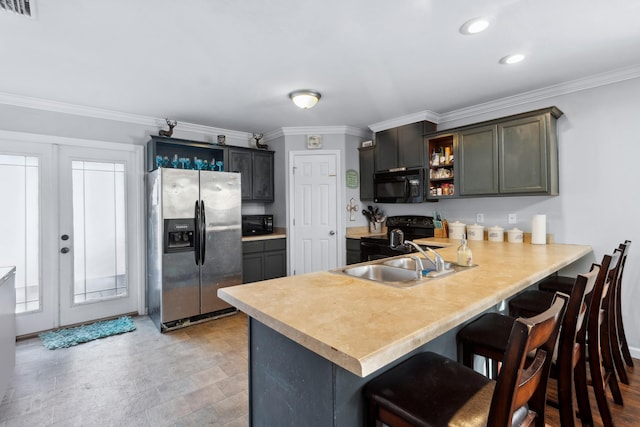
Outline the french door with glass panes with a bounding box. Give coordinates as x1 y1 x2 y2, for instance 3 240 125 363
0 139 140 335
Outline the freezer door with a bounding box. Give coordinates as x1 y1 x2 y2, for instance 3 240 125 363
160 168 201 323
199 171 242 313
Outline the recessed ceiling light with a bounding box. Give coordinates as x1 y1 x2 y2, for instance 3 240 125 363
499 53 525 65
459 17 491 35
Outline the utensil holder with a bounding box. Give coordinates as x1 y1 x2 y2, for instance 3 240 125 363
369 221 382 233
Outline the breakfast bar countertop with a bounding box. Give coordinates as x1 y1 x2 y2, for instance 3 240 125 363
219 240 592 377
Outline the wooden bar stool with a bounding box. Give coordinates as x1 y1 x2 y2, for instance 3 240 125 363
363 297 566 427
458 263 601 427
611 241 634 376
508 252 621 426
539 241 633 384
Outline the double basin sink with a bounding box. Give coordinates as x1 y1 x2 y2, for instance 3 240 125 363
333 255 475 288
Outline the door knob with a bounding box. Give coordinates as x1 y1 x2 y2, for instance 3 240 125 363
329 230 336 236
60 247 70 254
61 234 69 241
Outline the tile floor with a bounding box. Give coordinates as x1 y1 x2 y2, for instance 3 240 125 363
0 313 249 427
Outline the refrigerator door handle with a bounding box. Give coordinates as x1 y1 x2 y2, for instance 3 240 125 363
194 201 201 265
200 200 206 265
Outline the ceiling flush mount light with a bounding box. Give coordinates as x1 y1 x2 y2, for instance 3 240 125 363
289 90 321 109
459 17 491 35
499 53 525 65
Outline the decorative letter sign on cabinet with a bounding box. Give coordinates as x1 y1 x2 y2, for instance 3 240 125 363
146 136 225 172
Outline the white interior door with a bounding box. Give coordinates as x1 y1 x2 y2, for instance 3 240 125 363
290 151 340 275
58 146 139 327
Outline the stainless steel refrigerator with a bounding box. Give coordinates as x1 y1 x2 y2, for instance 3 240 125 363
146 168 242 331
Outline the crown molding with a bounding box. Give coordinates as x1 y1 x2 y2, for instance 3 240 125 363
437 64 640 125
368 110 440 133
3 64 639 141
0 91 253 141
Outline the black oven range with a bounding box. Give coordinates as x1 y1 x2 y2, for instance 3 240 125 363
359 215 435 262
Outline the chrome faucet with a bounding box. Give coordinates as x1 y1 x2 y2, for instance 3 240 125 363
389 228 447 273
409 255 424 279
404 241 446 273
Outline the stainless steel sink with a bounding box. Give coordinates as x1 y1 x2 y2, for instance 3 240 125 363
334 256 476 288
340 264 421 286
383 257 454 271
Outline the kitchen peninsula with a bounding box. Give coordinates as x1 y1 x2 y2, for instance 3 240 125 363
219 240 592 426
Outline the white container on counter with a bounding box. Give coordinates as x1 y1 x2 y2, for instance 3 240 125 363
507 227 524 243
448 221 466 240
531 214 547 245
488 226 504 242
467 224 485 241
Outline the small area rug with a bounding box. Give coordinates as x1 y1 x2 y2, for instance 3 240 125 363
39 316 136 350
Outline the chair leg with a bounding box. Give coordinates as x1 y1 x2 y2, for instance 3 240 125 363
601 319 624 405
589 357 615 427
557 362 576 427
574 351 594 426
615 248 634 368
617 302 635 368
608 299 630 384
608 283 630 384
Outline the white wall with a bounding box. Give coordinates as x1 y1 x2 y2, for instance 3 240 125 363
372 77 640 355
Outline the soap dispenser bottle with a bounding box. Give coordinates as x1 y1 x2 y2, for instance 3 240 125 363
456 234 473 267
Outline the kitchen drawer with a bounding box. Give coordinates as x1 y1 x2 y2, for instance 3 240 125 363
264 238 286 251
243 238 286 254
243 240 265 254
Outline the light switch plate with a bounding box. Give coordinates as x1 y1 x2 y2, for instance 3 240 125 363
508 213 517 224
476 213 484 223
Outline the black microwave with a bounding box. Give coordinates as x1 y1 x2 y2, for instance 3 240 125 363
242 214 274 236
374 168 425 203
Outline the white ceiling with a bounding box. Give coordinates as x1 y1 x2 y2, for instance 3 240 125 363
1 0 640 134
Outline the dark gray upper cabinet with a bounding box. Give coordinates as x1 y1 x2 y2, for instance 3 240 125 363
459 125 499 196
498 114 550 194
374 128 398 171
358 146 375 200
252 151 274 201
458 107 562 197
374 121 436 172
228 147 274 202
228 148 253 199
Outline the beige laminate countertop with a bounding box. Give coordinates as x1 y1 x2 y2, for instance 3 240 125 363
219 240 591 377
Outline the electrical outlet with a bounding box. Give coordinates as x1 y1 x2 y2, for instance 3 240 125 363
508 213 517 224
476 213 484 223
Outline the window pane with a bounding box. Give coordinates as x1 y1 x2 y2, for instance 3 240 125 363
0 155 40 313
72 161 127 303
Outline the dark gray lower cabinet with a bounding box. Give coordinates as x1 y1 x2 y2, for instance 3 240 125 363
346 238 361 265
242 238 286 283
